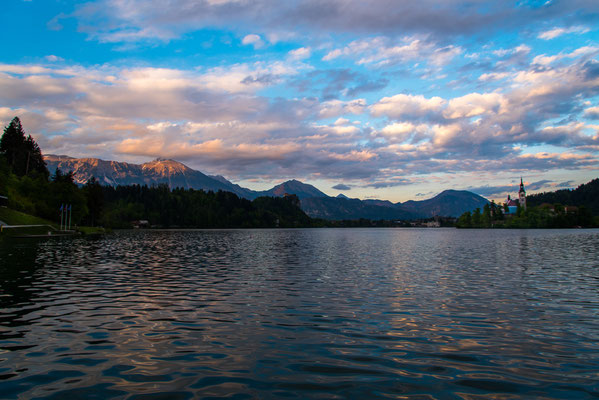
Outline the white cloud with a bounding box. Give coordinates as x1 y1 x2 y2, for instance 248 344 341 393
241 34 264 49
533 46 599 66
432 123 461 146
538 26 590 40
379 122 429 143
322 48 343 61
429 45 463 67
288 47 311 60
478 72 510 82
45 55 64 62
323 36 461 68
381 122 417 136
319 99 367 119
584 106 599 119
116 137 302 162
444 92 507 119
492 44 530 58
322 125 360 135
327 149 377 161
370 94 445 119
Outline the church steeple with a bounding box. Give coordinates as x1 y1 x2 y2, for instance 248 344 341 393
518 177 526 209
519 177 525 193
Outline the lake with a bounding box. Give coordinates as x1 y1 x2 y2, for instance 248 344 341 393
1 228 598 399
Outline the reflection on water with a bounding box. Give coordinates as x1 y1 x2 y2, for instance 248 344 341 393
1 228 599 399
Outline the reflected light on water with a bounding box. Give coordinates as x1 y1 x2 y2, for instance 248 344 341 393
0 228 598 399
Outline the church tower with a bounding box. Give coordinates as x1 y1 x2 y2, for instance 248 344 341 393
518 177 526 210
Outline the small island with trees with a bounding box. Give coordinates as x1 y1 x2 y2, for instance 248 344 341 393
456 179 599 228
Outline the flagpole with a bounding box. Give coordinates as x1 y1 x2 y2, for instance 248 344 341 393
60 204 63 231
69 204 72 230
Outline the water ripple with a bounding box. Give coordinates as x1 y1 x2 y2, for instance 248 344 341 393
1 228 599 398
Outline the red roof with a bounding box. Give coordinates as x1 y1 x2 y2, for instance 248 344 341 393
507 198 519 207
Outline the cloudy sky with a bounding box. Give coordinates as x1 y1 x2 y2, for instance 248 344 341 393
1 0 598 202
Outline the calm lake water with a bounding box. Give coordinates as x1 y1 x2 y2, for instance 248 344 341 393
0 228 598 399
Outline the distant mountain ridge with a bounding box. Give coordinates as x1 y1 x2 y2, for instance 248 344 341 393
301 196 420 220
45 154 256 199
400 190 490 218
45 155 489 219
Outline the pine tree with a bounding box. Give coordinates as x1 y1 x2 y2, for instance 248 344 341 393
482 203 492 227
84 177 104 226
0 117 48 178
0 117 25 172
24 134 48 178
472 207 482 226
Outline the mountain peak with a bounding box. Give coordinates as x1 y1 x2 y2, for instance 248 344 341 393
267 179 328 199
45 155 256 195
434 189 480 200
149 157 183 165
401 189 489 217
142 158 190 175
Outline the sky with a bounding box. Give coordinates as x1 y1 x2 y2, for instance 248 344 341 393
1 0 598 202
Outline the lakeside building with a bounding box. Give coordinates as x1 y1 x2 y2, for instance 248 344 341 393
131 220 150 229
505 178 526 214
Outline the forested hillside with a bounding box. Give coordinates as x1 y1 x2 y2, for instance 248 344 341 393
527 179 599 215
101 185 311 228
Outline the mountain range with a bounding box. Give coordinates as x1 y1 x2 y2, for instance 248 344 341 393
45 155 489 219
